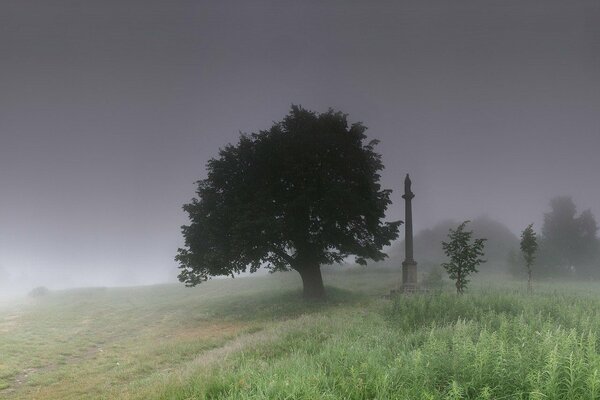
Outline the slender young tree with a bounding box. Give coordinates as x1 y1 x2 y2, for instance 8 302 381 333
176 106 400 299
520 223 538 293
441 221 487 294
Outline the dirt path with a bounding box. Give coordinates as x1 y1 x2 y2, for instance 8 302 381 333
187 314 312 370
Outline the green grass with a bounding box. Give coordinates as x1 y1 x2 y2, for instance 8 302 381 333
0 268 391 399
3 268 600 399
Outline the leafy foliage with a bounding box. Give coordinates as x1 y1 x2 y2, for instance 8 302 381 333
520 223 538 292
176 106 400 298
441 221 487 294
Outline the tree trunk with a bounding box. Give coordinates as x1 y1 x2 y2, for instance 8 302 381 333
298 264 326 300
527 269 532 293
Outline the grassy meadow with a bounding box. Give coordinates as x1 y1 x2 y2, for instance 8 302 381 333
3 268 600 399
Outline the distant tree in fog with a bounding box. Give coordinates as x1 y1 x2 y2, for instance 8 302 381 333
506 248 523 278
520 224 538 293
442 221 487 294
381 216 546 281
577 209 600 273
377 216 517 271
540 197 599 277
176 106 401 299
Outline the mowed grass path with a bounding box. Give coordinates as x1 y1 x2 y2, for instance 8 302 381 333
0 269 389 399
4 270 600 399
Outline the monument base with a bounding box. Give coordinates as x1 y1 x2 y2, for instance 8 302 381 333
402 260 418 292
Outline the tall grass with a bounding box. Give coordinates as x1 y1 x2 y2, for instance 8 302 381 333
385 290 600 399
150 286 600 399
5 270 600 399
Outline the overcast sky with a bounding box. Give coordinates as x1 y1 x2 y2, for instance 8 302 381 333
1 0 599 292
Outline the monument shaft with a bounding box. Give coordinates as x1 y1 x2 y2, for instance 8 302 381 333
405 194 414 262
402 174 417 291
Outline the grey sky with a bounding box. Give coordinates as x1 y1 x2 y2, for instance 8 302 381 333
1 0 599 292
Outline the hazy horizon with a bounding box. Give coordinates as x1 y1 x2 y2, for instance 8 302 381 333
1 0 599 295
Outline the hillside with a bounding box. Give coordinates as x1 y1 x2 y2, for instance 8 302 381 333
0 268 397 399
3 269 600 399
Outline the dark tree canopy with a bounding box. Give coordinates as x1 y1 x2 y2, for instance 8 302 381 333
176 106 400 298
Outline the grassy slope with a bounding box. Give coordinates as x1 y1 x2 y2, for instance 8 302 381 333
0 268 394 399
3 269 600 399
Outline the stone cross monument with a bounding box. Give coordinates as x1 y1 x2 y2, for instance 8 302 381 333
402 174 418 292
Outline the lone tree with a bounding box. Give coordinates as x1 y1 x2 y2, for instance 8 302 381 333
520 223 538 293
176 106 401 299
441 221 487 294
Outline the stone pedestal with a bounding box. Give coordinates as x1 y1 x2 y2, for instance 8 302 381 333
402 260 418 292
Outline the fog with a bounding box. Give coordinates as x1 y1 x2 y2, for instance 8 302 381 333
1 0 599 296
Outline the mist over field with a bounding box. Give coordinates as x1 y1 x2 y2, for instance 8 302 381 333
1 0 598 297
2 2 600 398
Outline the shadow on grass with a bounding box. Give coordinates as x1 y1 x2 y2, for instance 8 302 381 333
207 286 366 322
